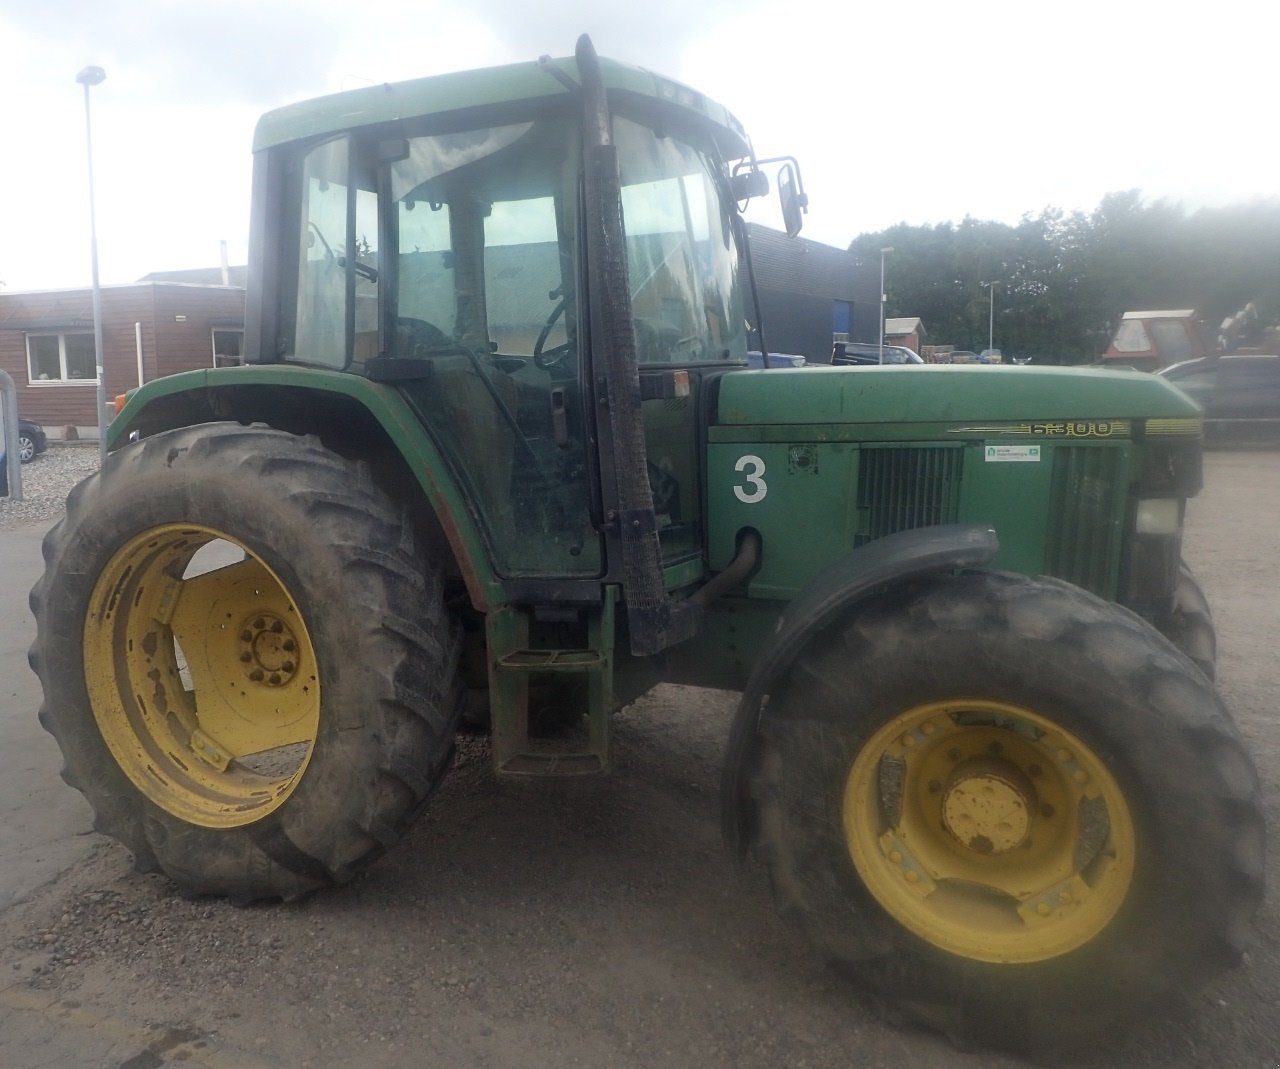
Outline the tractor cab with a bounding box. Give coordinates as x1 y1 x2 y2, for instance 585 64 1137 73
246 48 763 594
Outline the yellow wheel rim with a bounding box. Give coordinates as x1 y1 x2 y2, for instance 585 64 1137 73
843 700 1136 963
83 524 320 829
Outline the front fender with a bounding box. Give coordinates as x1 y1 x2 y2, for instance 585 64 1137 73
720 523 999 858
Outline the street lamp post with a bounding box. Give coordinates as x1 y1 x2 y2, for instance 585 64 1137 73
76 65 108 464
879 246 893 364
984 280 998 356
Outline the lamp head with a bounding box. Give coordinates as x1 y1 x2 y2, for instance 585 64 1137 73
76 66 106 87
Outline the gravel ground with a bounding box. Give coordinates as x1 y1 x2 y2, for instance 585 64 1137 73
0 444 99 531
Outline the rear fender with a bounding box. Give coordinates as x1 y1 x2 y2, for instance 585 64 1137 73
721 524 999 857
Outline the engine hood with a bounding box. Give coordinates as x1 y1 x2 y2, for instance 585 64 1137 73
715 365 1201 427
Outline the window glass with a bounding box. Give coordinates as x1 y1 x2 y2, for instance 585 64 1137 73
1112 319 1150 353
26 333 96 383
615 117 746 365
291 138 350 369
64 334 97 379
27 335 62 381
1149 320 1196 363
213 329 245 367
389 118 599 577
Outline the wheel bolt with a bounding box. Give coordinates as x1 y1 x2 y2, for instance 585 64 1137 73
283 640 296 653
254 618 265 630
269 673 282 686
271 620 284 633
239 652 252 663
241 630 253 642
282 661 295 673
250 669 265 682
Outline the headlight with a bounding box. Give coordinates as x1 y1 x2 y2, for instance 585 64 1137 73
1134 498 1181 535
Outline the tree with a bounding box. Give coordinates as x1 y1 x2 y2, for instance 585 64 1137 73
851 194 1280 363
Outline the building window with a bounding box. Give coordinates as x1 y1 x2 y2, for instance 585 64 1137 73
26 332 97 383
213 328 245 367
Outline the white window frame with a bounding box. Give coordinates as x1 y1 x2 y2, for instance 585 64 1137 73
212 327 245 368
25 331 99 385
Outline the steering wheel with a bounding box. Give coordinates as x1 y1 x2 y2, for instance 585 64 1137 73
533 297 573 370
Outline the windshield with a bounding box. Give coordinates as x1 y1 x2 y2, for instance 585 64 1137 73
614 116 747 364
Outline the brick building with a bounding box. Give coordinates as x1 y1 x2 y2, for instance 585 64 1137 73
0 278 245 438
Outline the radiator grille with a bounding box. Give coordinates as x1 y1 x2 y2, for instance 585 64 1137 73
1044 447 1123 595
855 447 964 546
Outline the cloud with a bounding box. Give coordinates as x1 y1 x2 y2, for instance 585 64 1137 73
5 2 345 106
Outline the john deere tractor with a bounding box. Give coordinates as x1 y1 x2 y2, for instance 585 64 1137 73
31 36 1262 1053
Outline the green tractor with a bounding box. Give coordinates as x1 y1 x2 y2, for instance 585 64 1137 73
31 37 1261 1053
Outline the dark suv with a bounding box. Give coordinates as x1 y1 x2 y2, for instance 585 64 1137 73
831 341 924 366
1159 354 1280 444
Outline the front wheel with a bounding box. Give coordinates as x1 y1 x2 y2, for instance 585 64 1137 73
752 571 1263 1054
30 424 463 900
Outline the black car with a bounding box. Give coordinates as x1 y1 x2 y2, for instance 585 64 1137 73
1158 354 1280 444
18 417 48 463
831 341 924 366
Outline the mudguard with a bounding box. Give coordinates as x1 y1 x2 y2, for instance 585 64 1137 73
721 523 999 857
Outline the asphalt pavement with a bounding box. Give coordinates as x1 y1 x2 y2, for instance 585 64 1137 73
0 522 96 912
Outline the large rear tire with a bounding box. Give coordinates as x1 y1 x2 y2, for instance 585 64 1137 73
751 571 1262 1054
29 424 462 900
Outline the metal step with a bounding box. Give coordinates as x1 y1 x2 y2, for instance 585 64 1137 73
484 589 617 777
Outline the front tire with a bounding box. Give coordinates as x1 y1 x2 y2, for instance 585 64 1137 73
30 424 462 900
752 571 1262 1053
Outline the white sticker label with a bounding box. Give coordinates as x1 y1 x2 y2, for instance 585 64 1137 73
733 454 768 503
985 445 1041 462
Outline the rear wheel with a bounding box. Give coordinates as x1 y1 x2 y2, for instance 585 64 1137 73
30 424 462 900
752 571 1262 1054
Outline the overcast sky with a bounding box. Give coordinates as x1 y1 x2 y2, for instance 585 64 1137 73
2 0 1275 292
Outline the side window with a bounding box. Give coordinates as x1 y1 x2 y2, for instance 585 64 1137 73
284 138 379 369
290 138 349 369
615 117 745 364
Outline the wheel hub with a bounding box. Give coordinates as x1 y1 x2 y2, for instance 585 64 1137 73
941 758 1036 854
238 612 300 687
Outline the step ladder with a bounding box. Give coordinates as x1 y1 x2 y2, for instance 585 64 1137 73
485 587 616 776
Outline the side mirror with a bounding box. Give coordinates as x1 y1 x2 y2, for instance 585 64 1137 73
778 163 806 238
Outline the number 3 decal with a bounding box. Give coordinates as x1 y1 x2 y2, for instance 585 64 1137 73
734 454 767 503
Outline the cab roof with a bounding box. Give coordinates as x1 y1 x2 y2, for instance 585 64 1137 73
253 54 750 161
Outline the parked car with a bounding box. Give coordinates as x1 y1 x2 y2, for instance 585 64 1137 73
18 417 48 463
946 350 981 364
1158 354 1280 444
831 342 924 366
745 350 806 368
